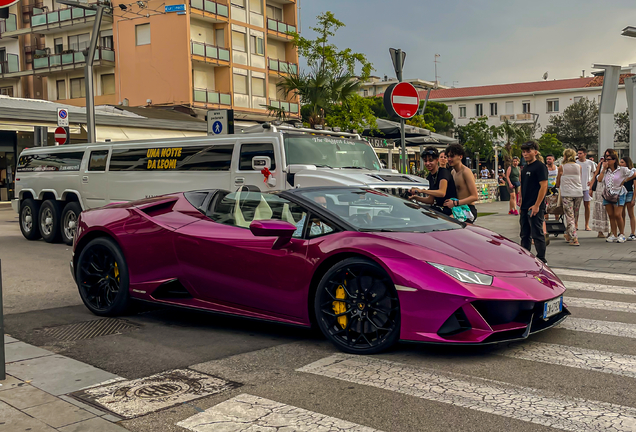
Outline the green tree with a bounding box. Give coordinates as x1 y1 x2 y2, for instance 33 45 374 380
420 101 454 133
537 133 564 159
455 117 500 164
325 95 378 132
544 98 599 150
406 115 435 132
291 11 373 79
615 110 629 143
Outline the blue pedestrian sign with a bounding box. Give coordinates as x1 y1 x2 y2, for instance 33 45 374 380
165 4 185 12
213 121 222 134
207 109 234 136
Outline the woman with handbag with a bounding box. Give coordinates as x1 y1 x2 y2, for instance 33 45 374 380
556 149 583 246
597 149 636 243
590 154 609 238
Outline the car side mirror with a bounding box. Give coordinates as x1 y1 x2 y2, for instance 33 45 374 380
249 219 297 249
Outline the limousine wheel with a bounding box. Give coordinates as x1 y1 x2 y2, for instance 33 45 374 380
76 237 130 317
20 199 42 241
314 257 401 355
61 202 82 246
39 200 62 243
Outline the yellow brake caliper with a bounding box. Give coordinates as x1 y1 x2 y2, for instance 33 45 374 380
333 282 348 329
114 262 120 282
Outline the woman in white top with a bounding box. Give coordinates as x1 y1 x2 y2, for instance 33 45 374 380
597 148 636 243
556 148 583 246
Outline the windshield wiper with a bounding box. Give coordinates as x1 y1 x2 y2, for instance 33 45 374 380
340 166 366 169
315 164 334 168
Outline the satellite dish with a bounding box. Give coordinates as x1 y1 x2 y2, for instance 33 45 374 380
543 72 548 81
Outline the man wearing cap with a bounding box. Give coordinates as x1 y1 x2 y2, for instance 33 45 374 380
409 147 457 216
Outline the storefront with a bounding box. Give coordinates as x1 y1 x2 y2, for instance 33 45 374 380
366 136 420 172
0 131 17 201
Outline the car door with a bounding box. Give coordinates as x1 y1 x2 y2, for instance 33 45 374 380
232 140 280 191
174 190 313 319
80 147 110 209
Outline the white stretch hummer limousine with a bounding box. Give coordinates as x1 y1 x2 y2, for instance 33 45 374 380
13 123 428 245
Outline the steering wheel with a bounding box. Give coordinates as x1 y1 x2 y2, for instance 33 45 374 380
350 213 371 226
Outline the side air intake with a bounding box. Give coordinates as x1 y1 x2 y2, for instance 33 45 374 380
437 307 472 336
152 279 192 299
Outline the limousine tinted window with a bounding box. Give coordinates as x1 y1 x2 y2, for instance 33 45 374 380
17 151 84 172
239 143 276 171
88 150 109 172
109 145 234 171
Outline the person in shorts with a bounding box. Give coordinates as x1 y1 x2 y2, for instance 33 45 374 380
576 148 595 231
620 156 636 240
506 157 521 215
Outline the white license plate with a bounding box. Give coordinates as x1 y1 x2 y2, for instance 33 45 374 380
543 296 563 320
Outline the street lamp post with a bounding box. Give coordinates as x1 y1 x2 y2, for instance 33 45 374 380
621 27 636 158
56 0 107 144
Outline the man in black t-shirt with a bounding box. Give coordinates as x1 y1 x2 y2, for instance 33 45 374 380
519 141 549 264
409 147 457 216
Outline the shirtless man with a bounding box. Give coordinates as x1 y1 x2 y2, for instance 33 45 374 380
443 144 480 222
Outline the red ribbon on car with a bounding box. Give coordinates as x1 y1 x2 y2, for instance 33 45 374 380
261 167 272 183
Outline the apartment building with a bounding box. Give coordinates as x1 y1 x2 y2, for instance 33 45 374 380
424 71 635 133
357 76 446 98
0 0 299 121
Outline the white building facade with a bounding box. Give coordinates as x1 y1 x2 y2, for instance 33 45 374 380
358 76 447 98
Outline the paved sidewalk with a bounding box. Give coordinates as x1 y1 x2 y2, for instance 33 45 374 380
1 334 127 431
476 200 636 274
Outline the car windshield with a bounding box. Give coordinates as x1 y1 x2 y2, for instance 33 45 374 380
284 134 381 170
296 189 463 233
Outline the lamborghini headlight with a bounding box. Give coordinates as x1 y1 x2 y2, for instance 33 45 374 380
428 263 493 286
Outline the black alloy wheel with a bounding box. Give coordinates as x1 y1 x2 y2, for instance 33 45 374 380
315 257 400 354
76 237 130 316
20 198 41 240
61 202 82 246
39 199 62 243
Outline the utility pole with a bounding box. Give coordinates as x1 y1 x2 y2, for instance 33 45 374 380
57 0 107 144
396 49 406 174
434 54 440 88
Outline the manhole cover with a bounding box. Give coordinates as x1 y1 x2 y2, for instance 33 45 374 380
42 318 140 341
72 369 238 418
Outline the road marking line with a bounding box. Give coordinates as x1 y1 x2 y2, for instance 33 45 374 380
558 317 636 339
555 268 636 283
565 297 636 313
499 341 636 378
177 393 381 432
298 354 636 432
564 281 636 296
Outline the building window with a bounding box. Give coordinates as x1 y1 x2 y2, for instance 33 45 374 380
136 23 151 46
249 0 262 14
573 96 582 103
475 103 483 117
101 74 115 95
233 73 248 94
489 102 497 116
505 101 513 115
54 37 63 54
215 28 225 46
446 105 452 113
522 101 530 113
266 4 282 20
232 30 246 51
547 98 559 113
250 34 264 55
231 0 245 7
363 89 368 97
56 80 66 100
0 86 13 97
100 30 113 50
251 76 265 97
70 77 85 99
459 105 466 118
68 33 90 51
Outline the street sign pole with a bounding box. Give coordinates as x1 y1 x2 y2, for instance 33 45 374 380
390 48 407 174
84 4 104 144
0 260 5 381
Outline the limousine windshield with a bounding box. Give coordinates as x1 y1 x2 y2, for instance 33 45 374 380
283 134 381 171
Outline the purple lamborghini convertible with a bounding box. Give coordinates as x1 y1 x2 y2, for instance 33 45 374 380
71 187 569 354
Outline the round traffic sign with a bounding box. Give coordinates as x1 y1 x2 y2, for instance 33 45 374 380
59 110 67 119
0 0 20 9
383 82 420 119
55 127 67 145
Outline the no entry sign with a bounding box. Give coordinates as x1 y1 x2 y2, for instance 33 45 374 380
0 0 20 8
55 127 68 145
383 82 420 119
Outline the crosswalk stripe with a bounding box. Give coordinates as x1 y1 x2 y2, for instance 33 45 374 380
566 296 636 313
299 354 636 432
555 268 636 283
565 281 636 296
558 317 636 338
498 341 636 378
176 393 381 432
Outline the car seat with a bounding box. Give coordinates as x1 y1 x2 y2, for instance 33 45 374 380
233 191 273 227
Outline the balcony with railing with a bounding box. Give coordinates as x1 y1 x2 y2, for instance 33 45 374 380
32 47 115 70
515 113 533 121
266 18 295 39
193 88 231 106
267 58 297 75
30 6 110 33
189 0 229 20
0 54 20 75
268 99 298 114
191 41 230 63
0 14 18 37
499 114 515 121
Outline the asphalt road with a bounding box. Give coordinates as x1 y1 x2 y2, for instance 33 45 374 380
3 203 636 432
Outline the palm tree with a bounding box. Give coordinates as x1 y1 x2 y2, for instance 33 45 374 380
277 68 361 127
499 119 530 168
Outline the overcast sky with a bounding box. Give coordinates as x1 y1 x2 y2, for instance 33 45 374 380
298 0 636 87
